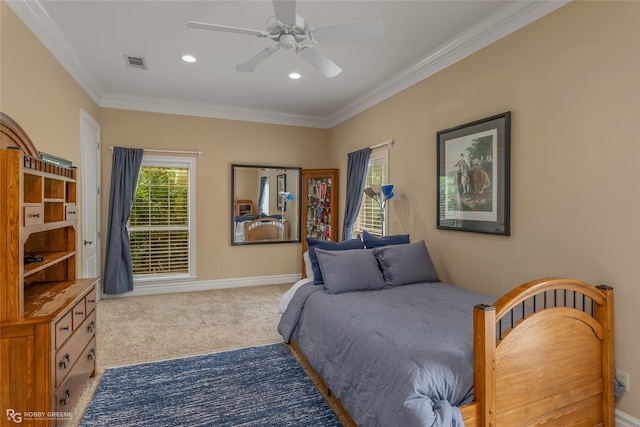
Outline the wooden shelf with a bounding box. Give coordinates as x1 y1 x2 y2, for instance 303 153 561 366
22 219 75 234
24 251 75 277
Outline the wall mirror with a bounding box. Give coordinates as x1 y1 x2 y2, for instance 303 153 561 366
231 164 301 245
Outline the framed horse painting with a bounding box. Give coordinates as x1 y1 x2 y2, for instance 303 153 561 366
436 112 511 235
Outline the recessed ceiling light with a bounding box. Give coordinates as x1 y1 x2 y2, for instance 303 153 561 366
182 54 197 63
289 72 301 80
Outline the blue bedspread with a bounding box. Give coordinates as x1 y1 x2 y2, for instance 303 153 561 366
278 281 496 427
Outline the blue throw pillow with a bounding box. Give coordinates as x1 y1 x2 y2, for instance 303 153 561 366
362 230 410 248
307 237 365 285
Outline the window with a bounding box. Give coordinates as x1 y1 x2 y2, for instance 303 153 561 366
129 155 196 281
353 149 389 238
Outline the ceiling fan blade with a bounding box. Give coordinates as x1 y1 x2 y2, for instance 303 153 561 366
272 0 296 28
186 21 268 38
236 46 280 72
296 46 342 78
310 22 384 43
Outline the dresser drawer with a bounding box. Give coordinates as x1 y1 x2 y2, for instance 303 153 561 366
65 204 77 220
24 206 44 226
55 310 73 349
55 311 95 387
85 287 97 314
72 299 87 329
56 338 96 417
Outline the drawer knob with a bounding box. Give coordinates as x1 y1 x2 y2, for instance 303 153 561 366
87 348 95 361
60 325 69 331
58 353 70 369
60 389 70 406
84 240 93 246
88 299 96 303
68 210 76 215
31 213 40 218
87 321 95 333
75 310 84 316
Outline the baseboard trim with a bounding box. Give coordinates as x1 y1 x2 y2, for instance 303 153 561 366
101 274 301 299
617 409 640 427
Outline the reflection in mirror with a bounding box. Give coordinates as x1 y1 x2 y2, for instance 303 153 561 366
231 164 301 245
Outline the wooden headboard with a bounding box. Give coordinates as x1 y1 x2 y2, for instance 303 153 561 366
244 218 288 241
0 113 39 157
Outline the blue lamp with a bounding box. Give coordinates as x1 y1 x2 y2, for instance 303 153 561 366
381 184 395 201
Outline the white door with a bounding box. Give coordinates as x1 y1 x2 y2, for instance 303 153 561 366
80 110 101 279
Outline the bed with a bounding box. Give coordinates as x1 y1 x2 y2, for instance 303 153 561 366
278 238 615 427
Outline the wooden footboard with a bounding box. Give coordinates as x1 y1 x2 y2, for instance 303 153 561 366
472 277 615 427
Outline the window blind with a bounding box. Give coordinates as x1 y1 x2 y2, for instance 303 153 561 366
129 165 190 276
353 158 387 238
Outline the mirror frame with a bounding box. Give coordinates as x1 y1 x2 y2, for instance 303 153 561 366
231 164 302 246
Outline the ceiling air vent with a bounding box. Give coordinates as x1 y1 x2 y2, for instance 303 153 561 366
124 55 147 70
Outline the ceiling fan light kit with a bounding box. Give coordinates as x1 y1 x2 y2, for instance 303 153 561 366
186 0 383 78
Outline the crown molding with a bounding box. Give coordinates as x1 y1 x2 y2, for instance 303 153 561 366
325 0 570 127
99 93 332 128
7 0 568 129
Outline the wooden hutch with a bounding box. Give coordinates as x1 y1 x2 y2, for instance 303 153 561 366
1 113 99 426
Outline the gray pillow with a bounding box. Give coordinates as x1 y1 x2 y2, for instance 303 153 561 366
315 248 387 294
373 241 438 286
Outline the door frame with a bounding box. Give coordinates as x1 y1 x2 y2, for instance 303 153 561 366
79 109 101 284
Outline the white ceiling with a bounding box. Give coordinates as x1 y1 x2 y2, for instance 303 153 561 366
7 0 567 128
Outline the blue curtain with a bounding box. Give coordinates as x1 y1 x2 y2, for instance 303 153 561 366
103 147 144 294
258 176 267 214
342 148 371 240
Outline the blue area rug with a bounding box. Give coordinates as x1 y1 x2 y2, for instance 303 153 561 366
80 343 341 426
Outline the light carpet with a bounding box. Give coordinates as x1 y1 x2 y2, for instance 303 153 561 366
80 343 341 427
67 284 292 426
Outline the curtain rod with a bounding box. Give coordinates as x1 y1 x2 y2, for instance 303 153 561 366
370 139 394 150
109 147 203 157
346 139 394 157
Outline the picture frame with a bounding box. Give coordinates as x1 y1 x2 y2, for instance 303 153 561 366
277 173 286 211
436 112 511 235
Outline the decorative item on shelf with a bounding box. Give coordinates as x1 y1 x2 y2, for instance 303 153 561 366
24 255 45 264
39 151 73 168
363 184 395 236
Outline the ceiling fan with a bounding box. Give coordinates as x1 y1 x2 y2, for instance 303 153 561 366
186 0 384 78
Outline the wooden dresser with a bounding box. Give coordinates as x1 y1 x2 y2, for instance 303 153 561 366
1 113 99 426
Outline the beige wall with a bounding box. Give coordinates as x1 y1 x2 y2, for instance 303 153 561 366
0 2 100 162
1 1 100 276
99 109 329 280
329 1 640 417
3 0 639 418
